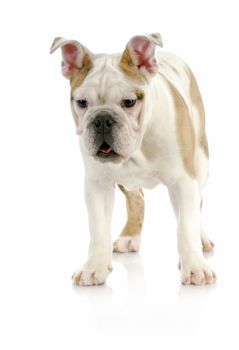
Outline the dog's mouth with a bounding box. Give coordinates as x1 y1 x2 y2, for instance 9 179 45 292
99 142 114 155
96 142 120 161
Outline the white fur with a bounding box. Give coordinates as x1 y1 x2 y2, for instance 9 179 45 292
66 46 215 286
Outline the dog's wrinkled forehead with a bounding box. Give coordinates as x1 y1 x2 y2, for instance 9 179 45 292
71 54 135 101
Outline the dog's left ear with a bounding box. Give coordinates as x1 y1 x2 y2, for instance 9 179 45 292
120 33 163 82
50 37 92 79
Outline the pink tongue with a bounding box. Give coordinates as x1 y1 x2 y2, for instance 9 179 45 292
100 144 113 154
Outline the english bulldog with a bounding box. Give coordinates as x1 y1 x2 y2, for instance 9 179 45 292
50 33 216 286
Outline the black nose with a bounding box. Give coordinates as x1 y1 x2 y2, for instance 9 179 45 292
93 112 115 133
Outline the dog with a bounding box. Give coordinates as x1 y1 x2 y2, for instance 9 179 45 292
50 33 216 286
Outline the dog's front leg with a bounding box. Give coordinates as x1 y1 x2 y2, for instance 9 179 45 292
72 177 115 286
169 178 216 285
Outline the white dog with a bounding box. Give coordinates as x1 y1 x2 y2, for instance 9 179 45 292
50 33 216 286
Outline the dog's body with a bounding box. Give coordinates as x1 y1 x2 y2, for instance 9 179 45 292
51 33 216 286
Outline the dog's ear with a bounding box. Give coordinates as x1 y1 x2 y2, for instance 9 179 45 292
50 37 93 79
120 33 163 82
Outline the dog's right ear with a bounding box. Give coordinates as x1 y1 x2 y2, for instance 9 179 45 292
50 37 93 79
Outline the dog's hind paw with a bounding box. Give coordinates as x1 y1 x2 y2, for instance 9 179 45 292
201 235 214 252
113 235 141 253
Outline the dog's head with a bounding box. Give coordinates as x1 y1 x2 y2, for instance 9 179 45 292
50 33 162 163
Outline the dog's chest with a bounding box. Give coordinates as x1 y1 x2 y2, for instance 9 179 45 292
107 153 174 190
114 166 162 190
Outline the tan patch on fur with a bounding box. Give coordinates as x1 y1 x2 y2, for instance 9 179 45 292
70 52 93 95
166 79 196 179
188 68 209 157
119 48 148 83
118 185 144 236
135 89 145 100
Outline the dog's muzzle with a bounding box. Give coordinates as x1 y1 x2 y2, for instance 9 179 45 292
92 111 120 162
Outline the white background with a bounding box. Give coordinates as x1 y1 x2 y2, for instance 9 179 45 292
1 0 239 349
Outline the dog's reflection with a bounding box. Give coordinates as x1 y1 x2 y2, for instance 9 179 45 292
72 280 113 303
113 252 145 294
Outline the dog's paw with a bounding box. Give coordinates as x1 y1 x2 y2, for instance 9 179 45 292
72 262 113 286
180 255 217 285
113 235 141 253
201 235 214 252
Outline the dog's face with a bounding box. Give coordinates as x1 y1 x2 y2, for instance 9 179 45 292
51 34 163 163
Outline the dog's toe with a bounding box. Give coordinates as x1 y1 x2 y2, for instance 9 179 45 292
201 233 214 252
72 263 112 286
113 235 141 253
180 256 216 286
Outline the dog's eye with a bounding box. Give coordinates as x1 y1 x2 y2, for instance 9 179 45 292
122 99 137 108
76 99 88 109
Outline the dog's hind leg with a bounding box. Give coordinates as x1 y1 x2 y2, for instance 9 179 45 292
113 185 144 253
196 149 214 253
168 147 214 254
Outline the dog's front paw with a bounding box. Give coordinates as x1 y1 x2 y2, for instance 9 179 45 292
113 235 141 253
72 262 113 286
180 255 217 285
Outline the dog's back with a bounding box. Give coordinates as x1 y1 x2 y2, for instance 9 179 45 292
155 51 209 189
